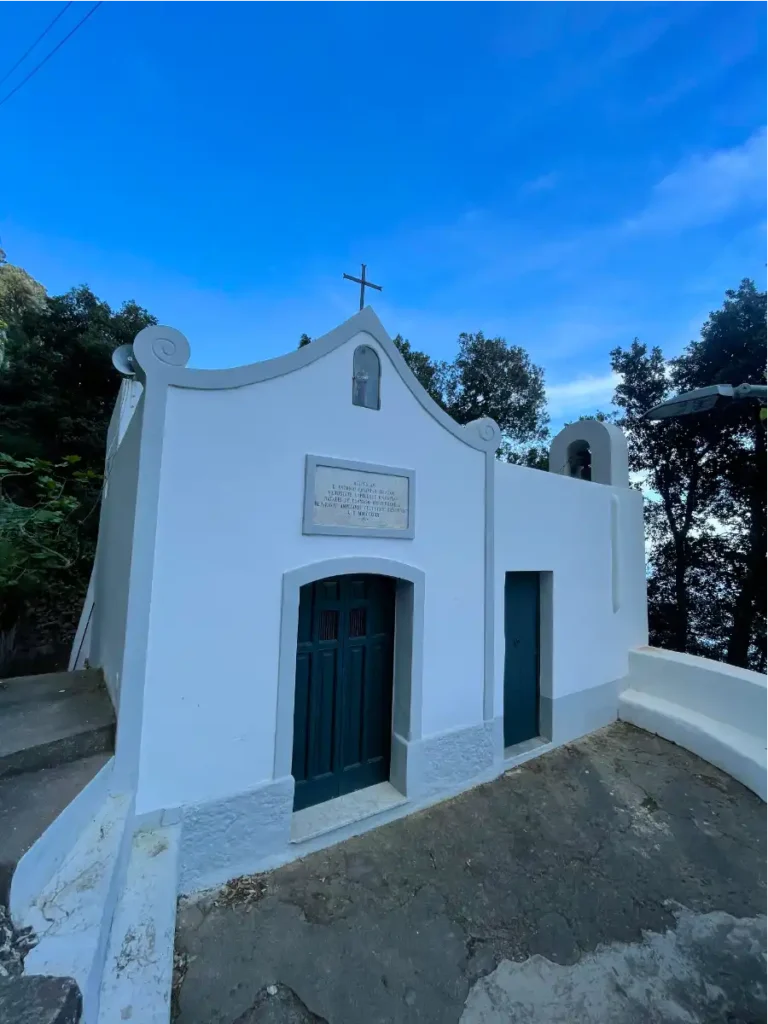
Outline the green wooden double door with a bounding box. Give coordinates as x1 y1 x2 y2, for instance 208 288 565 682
292 574 396 811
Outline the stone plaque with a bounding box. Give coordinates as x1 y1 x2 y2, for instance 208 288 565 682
304 457 415 538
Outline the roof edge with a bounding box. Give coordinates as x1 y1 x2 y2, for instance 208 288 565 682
131 307 500 453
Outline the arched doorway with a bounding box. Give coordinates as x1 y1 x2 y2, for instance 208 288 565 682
291 574 396 811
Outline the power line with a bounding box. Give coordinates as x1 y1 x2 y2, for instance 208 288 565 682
0 3 73 88
0 1 102 109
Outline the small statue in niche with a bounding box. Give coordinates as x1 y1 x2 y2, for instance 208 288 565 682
353 367 369 404
567 440 592 481
352 344 381 410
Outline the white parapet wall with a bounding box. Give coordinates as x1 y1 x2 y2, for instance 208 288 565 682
619 647 767 801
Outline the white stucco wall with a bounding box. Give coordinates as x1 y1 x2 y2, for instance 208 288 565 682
623 647 766 737
611 486 649 658
90 399 144 706
69 380 144 676
493 464 647 718
620 647 766 800
105 379 142 458
136 332 487 815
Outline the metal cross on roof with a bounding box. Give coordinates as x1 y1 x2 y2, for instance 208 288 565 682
342 263 382 311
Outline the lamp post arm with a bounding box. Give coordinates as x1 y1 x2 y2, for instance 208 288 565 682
734 384 767 404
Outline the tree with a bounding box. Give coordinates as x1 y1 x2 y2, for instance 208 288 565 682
0 257 157 672
0 284 155 464
440 332 549 464
0 453 98 674
392 334 445 404
611 339 719 656
442 332 547 439
610 280 766 671
394 331 549 465
612 340 742 661
0 248 46 366
675 280 766 668
298 328 549 465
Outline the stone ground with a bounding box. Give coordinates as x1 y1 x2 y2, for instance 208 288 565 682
174 724 766 1024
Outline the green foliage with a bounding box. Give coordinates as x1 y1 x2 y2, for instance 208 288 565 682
0 255 155 672
0 453 81 588
442 332 548 447
0 248 46 366
392 334 445 404
0 283 156 463
393 332 549 466
0 452 98 672
677 280 767 669
298 328 549 467
609 280 766 671
502 444 550 470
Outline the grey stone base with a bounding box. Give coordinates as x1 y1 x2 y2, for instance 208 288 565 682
176 721 504 896
178 776 294 895
390 719 502 801
541 678 619 746
175 687 622 897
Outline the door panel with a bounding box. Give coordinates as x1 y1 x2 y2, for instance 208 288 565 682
365 637 391 761
292 574 395 811
503 572 540 748
308 648 338 779
292 651 310 782
340 643 365 768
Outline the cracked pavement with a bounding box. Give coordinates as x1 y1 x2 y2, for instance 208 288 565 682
173 724 766 1023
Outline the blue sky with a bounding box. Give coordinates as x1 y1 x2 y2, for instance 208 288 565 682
1 2 765 427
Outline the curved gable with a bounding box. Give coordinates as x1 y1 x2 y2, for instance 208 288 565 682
131 308 500 453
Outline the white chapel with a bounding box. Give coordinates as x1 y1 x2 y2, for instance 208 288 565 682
70 306 648 889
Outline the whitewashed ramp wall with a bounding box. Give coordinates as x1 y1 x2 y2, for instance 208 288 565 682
620 647 767 800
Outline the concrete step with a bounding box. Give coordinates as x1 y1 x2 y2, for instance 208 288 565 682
0 671 115 780
0 754 111 904
98 825 180 1024
619 688 767 801
22 793 132 1024
0 672 118 1024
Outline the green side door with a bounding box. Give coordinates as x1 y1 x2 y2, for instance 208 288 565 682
503 571 540 748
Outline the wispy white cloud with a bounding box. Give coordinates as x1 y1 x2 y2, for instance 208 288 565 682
5 121 765 401
622 127 767 234
371 129 766 320
642 32 760 114
520 172 560 195
496 4 691 98
546 371 621 418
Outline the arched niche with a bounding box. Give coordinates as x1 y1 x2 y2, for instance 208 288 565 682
352 344 381 410
549 420 629 487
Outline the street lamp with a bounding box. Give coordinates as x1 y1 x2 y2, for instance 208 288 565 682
644 383 768 421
